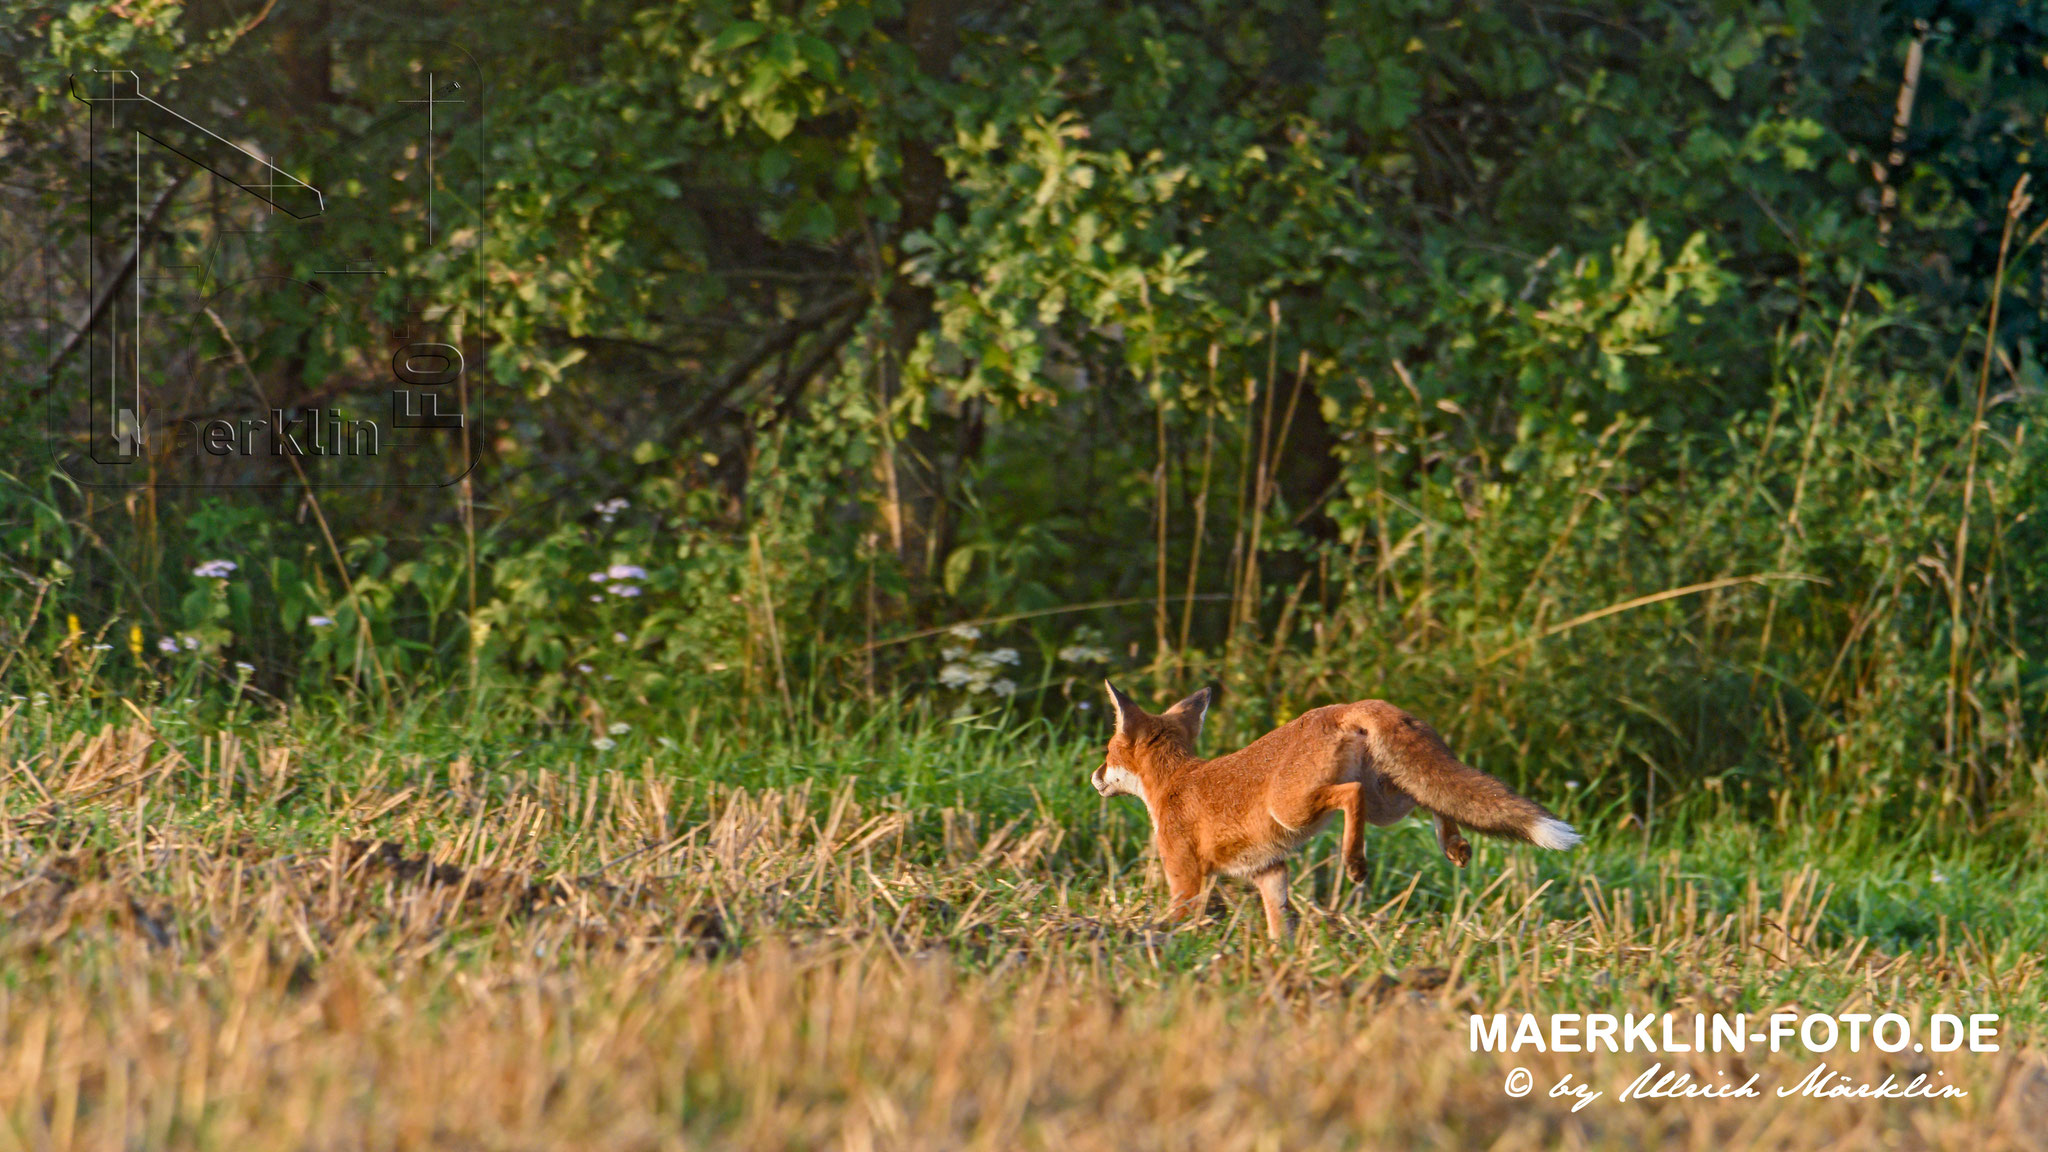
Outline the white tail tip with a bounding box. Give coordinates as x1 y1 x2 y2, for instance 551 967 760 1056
1530 818 1581 851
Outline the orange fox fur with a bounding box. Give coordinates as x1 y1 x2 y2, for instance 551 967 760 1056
1090 682 1580 940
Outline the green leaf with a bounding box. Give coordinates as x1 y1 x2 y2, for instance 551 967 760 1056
796 35 841 83
764 30 800 75
742 56 784 106
753 100 797 141
706 20 766 55
943 543 989 596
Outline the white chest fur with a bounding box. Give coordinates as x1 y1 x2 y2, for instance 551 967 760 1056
1102 763 1153 822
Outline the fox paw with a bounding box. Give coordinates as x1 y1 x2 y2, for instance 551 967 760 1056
1345 856 1369 883
1443 837 1472 868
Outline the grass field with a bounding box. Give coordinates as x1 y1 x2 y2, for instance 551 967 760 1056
2 688 2044 1150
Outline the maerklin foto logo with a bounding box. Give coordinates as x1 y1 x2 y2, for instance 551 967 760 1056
170 406 382 457
133 339 465 459
1474 1011 2000 1111
59 60 479 487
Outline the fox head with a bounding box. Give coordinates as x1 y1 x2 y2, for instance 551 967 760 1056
1091 681 1213 799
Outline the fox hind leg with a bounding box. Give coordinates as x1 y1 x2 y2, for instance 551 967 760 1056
1319 782 1371 884
1358 767 1419 825
1433 811 1473 867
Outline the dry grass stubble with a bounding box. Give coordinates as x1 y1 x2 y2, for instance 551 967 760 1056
1 715 2042 1149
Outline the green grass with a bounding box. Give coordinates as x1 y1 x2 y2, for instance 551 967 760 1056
12 680 2046 996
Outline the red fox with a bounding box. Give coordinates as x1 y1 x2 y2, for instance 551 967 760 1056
1090 682 1579 940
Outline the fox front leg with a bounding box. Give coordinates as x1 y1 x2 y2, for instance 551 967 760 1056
1156 838 1210 926
1250 863 1295 942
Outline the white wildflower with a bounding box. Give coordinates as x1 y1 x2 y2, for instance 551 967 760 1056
940 646 968 662
1058 644 1112 664
191 559 238 578
613 632 628 644
608 722 630 735
991 679 1017 697
987 648 1020 665
307 615 335 628
938 663 976 689
608 584 642 598
234 661 255 673
577 663 594 674
157 636 179 654
592 736 616 751
605 564 648 581
947 623 982 641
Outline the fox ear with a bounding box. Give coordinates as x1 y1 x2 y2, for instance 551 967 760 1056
1104 680 1139 736
1163 686 1212 744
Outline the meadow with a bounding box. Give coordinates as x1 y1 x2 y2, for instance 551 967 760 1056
2 681 2042 1150
6 2 2048 1146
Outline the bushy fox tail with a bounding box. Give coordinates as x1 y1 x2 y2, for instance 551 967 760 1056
1342 701 1580 850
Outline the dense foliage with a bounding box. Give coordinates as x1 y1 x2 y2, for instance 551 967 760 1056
3 0 2045 841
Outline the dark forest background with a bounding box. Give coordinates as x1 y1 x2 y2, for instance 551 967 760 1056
3 0 2047 844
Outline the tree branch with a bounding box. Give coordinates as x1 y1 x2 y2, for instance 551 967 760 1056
659 287 866 434
41 169 193 389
